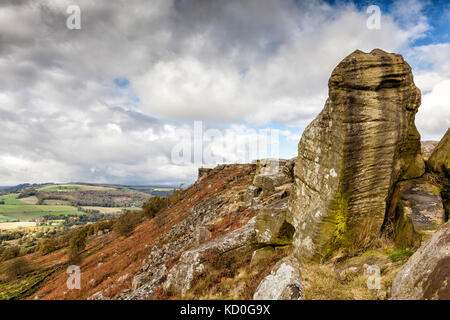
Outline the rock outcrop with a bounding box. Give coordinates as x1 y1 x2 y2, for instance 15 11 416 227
255 198 295 245
428 127 450 176
163 217 257 295
288 49 425 261
197 167 213 182
253 159 294 193
253 257 303 300
391 221 450 300
393 177 446 248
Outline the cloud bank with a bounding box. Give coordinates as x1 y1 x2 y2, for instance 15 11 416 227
0 0 448 185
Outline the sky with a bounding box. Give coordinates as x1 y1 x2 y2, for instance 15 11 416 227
0 0 449 186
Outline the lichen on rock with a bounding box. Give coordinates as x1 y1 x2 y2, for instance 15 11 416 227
288 49 425 262
391 221 450 300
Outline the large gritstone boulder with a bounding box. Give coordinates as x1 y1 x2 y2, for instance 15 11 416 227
288 49 425 261
253 159 294 193
255 198 295 245
428 127 450 176
391 221 450 300
253 257 303 300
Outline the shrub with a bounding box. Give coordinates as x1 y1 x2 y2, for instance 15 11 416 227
142 196 167 218
6 257 30 280
68 227 88 256
0 246 21 262
168 189 184 207
94 219 114 233
113 210 142 237
39 238 58 256
85 224 95 237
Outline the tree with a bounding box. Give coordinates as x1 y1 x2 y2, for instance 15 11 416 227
68 228 88 256
113 211 142 237
142 196 166 218
0 246 21 262
6 257 30 280
39 238 58 256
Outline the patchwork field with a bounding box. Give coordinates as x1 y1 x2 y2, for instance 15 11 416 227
80 206 141 214
37 184 115 192
0 183 170 228
0 222 36 230
0 194 83 223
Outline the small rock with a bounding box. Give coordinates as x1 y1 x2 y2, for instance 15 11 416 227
253 256 303 300
117 273 130 283
132 273 150 291
88 279 96 287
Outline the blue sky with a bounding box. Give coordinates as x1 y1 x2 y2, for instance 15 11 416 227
0 0 448 185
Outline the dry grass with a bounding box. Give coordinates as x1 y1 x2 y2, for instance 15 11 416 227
302 262 377 300
184 247 289 300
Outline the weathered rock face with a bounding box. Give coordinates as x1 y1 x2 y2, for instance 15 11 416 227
391 221 450 300
253 159 294 193
253 257 303 300
393 177 446 248
197 167 213 182
428 127 450 176
163 217 257 295
288 49 425 261
255 198 294 245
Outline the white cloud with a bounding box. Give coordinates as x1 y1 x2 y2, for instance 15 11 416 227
0 0 447 185
407 43 450 140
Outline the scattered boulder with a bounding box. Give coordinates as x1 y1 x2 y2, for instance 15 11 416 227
243 185 260 206
428 127 450 176
117 273 130 283
391 221 450 300
255 198 294 245
288 49 425 261
253 256 303 300
88 291 110 300
126 265 167 300
253 159 294 192
132 273 150 291
393 177 446 248
163 217 257 296
195 226 212 244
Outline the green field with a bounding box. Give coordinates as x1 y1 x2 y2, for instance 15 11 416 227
0 194 83 222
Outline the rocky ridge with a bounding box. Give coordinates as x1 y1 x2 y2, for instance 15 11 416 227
29 49 449 300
